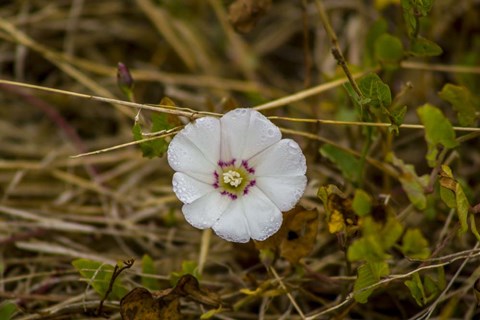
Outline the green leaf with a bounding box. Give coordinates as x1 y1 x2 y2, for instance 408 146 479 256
379 216 404 250
470 215 480 241
456 183 470 235
366 19 388 66
358 73 392 109
142 254 160 290
413 0 434 16
386 152 428 210
170 260 201 286
440 187 457 209
401 0 433 38
439 165 457 208
343 82 368 109
439 84 478 126
423 275 441 300
132 97 178 159
72 259 128 300
405 272 426 306
0 301 17 320
401 228 431 259
405 271 441 306
391 105 407 127
348 236 388 262
348 216 402 262
354 261 390 303
410 37 443 57
417 104 458 167
352 189 372 217
132 113 173 158
374 33 404 65
401 0 418 38
319 144 362 184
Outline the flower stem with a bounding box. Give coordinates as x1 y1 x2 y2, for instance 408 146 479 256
198 228 212 275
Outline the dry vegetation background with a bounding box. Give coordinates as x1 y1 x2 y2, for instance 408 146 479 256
1 0 480 319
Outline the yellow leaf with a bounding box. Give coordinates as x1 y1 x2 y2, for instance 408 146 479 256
328 210 345 233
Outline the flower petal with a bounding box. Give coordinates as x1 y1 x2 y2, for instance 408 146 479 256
177 116 221 165
173 172 214 204
212 200 250 243
213 187 283 242
242 187 283 241
220 108 281 161
167 131 216 179
249 139 306 177
256 175 307 211
182 191 231 229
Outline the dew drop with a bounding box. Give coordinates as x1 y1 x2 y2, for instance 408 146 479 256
266 128 276 137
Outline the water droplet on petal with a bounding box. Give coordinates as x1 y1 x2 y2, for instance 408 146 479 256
287 140 299 155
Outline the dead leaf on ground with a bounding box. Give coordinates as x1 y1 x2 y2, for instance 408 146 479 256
120 274 222 320
255 206 319 264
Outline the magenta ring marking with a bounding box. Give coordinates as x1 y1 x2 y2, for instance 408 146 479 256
213 158 255 199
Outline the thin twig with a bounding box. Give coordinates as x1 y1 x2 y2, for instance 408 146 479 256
269 266 306 319
314 0 363 97
96 259 134 316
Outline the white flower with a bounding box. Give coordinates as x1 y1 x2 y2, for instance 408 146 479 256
167 108 307 243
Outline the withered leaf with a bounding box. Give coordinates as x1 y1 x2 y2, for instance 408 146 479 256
120 287 180 320
228 0 272 33
438 165 457 191
255 206 319 264
318 185 359 235
120 275 222 320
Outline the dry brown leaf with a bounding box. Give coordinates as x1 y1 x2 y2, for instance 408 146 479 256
120 287 180 320
255 206 319 264
120 274 221 320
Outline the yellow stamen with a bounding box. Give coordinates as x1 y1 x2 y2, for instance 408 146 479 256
223 170 243 187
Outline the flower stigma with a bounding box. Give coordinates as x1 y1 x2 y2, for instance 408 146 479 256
223 170 243 187
213 160 257 200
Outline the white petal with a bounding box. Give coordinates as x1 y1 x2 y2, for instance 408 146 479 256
172 172 214 204
212 200 250 243
256 175 307 211
167 132 216 179
178 117 221 164
242 187 283 241
182 191 231 229
220 108 281 161
250 139 306 177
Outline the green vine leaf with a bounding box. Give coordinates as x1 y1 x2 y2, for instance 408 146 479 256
354 261 390 303
386 152 429 210
374 33 405 65
72 259 128 300
401 228 431 259
410 37 443 57
439 83 479 126
358 73 392 110
417 104 458 167
319 145 361 184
